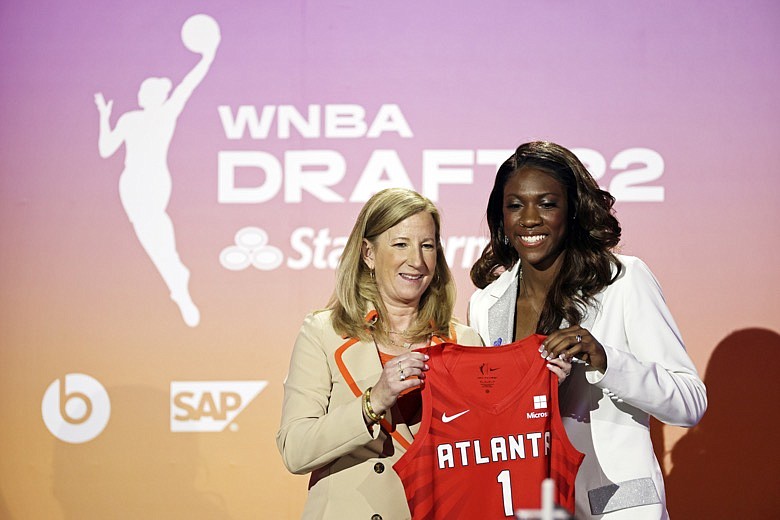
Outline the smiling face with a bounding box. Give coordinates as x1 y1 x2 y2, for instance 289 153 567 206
502 167 570 272
362 211 437 311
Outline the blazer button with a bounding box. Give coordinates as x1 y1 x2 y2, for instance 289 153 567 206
371 515 382 520
373 462 385 473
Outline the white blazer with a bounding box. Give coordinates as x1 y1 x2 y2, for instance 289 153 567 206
468 255 707 519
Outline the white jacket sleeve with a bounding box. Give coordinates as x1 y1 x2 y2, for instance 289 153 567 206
586 258 707 427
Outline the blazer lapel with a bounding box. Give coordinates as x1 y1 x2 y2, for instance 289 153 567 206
486 262 521 346
578 288 604 333
479 262 607 348
334 311 432 451
334 336 382 398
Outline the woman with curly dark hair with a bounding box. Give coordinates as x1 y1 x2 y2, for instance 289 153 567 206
469 141 707 519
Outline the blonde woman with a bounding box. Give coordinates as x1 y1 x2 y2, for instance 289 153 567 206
277 188 482 519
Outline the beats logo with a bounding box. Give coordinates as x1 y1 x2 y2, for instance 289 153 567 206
42 373 111 443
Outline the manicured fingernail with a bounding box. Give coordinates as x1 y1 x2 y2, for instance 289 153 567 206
424 355 430 361
540 350 548 358
538 345 545 352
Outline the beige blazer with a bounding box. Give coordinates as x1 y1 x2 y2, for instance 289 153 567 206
277 309 483 520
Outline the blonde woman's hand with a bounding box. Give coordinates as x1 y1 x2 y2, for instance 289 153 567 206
369 351 429 415
544 356 572 383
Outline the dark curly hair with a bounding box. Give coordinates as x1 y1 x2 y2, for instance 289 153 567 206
470 141 623 334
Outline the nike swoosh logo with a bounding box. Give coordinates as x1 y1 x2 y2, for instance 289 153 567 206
441 410 470 423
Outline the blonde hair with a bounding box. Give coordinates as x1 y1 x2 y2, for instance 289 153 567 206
328 188 455 342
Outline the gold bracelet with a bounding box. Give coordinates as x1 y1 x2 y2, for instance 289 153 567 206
363 386 385 423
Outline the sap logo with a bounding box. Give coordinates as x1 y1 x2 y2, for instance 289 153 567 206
42 373 111 444
170 381 267 432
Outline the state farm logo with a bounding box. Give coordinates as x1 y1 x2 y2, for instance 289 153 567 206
219 226 284 271
170 380 267 432
42 373 111 443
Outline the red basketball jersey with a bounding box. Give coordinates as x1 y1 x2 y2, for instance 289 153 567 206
394 335 583 519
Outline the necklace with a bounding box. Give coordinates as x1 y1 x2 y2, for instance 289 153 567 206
386 330 413 349
515 268 542 324
380 329 433 350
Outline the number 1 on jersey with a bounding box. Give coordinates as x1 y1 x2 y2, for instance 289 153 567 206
496 469 513 516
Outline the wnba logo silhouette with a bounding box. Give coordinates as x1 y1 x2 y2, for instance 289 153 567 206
94 14 221 327
41 374 111 444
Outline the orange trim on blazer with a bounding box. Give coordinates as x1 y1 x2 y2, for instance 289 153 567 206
333 311 459 451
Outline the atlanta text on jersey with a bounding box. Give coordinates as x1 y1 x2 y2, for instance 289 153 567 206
437 431 552 469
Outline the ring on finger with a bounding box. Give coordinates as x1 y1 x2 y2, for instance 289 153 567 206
399 368 406 381
575 334 582 343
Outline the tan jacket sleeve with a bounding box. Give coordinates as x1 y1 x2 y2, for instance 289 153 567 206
276 312 376 474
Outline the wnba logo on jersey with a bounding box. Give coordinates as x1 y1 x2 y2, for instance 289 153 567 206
41 373 111 444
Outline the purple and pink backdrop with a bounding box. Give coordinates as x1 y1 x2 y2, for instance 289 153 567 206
1 1 778 518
